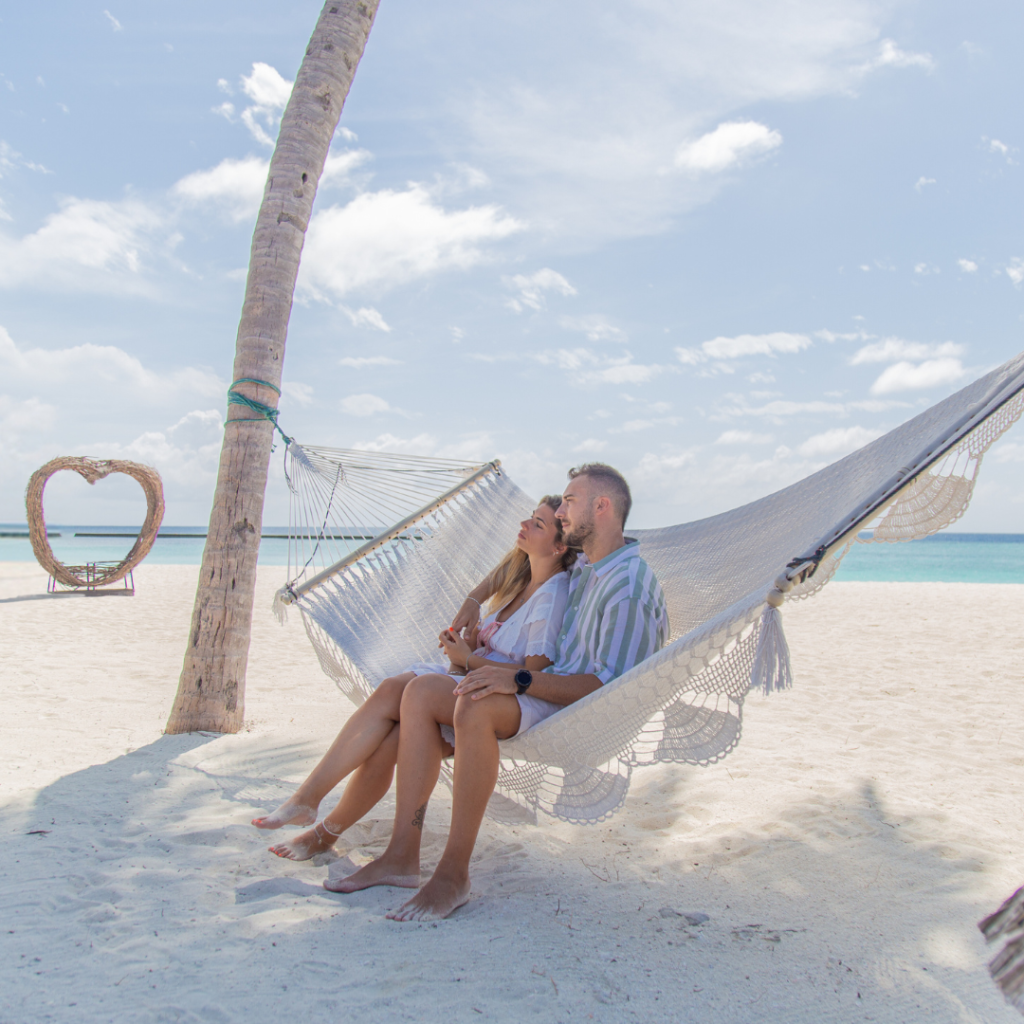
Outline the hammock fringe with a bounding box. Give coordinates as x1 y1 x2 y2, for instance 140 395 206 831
751 602 792 694
272 586 292 625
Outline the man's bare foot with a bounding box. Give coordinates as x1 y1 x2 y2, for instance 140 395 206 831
386 870 470 922
269 821 338 861
324 854 420 894
251 799 317 830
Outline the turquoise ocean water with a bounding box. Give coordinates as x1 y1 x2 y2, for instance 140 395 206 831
2 526 1022 583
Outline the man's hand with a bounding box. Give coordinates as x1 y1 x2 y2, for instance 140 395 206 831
453 665 518 701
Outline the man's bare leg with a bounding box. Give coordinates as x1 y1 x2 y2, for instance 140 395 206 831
252 673 414 829
388 692 520 922
269 723 400 860
326 674 456 894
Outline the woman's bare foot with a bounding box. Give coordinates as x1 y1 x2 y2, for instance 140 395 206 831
269 821 339 861
386 870 470 922
323 853 420 894
251 799 317 830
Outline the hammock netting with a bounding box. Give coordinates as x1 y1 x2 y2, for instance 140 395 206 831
274 350 1024 824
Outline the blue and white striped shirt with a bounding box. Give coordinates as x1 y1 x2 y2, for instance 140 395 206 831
547 540 668 684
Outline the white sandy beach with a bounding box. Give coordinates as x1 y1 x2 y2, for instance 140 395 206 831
2 560 1023 1023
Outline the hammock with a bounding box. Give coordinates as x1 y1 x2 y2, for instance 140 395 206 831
274 350 1024 824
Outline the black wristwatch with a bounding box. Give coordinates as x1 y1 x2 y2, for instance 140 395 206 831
514 669 533 695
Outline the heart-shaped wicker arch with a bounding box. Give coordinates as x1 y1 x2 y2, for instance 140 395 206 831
25 456 165 588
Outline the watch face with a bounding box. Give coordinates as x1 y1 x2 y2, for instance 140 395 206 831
515 669 532 690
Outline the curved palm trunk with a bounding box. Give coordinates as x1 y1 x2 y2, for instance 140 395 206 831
166 0 380 734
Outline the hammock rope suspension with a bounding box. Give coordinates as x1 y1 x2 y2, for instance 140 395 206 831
272 350 1024 825
226 378 293 447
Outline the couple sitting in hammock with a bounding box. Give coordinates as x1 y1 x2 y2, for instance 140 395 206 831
253 462 669 921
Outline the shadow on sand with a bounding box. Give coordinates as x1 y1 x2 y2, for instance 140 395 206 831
0 733 1015 1024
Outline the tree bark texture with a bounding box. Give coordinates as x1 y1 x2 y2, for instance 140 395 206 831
165 0 380 734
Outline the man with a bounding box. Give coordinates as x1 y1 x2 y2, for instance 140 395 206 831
330 463 668 920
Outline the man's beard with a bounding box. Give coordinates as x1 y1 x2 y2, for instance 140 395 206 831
563 513 593 549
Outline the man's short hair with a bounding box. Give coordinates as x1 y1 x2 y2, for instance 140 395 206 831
567 463 632 526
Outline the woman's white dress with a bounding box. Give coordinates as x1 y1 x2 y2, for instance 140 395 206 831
406 572 569 738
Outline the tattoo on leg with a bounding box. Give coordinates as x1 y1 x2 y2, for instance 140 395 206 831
411 803 427 830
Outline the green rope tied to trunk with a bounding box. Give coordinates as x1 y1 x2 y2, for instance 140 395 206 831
226 378 293 447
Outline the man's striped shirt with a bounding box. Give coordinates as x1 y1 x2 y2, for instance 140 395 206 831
546 540 669 684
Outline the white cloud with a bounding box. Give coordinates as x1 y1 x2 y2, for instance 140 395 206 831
460 6 936 245
281 382 314 407
914 176 936 192
171 149 368 226
352 431 497 464
985 137 1015 163
212 63 293 146
675 121 782 173
0 327 230 522
0 325 222 399
103 10 123 31
677 331 812 365
558 314 624 341
991 442 1024 465
870 358 965 395
958 258 978 273
0 395 57 441
340 393 392 416
504 268 576 312
797 425 883 458
0 196 164 293
717 396 846 420
338 356 402 368
1006 258 1024 287
850 338 963 364
321 148 372 187
0 140 53 178
715 430 774 445
300 184 523 298
913 262 939 275
531 347 662 385
75 416 225 495
172 155 268 223
238 63 293 147
340 306 391 332
572 438 609 454
871 39 934 71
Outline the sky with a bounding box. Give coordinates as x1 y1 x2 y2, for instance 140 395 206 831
1 0 1023 531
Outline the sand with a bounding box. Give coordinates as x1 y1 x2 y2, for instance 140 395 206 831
2 560 1023 1023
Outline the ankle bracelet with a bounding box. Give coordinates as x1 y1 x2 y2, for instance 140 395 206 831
318 818 344 838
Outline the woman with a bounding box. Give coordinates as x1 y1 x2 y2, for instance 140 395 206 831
253 495 576 861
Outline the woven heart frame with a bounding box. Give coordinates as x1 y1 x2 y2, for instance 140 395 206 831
25 456 165 588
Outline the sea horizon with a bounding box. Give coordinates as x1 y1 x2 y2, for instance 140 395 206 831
2 524 1023 583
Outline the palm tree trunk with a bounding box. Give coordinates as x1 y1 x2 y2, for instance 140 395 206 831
165 0 380 734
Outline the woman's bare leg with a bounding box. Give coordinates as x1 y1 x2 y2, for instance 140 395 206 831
326 674 457 893
252 673 414 829
388 692 520 922
268 723 401 860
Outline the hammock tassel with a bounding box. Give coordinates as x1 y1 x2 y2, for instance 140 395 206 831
752 579 793 694
272 585 294 625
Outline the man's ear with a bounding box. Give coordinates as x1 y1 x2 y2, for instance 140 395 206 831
594 494 612 518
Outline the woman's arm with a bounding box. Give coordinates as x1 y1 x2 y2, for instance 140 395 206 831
438 628 551 675
449 577 495 637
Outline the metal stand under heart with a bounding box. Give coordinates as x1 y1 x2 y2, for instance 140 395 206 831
25 456 165 591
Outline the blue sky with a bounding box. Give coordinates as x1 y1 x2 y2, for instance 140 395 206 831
1 0 1023 530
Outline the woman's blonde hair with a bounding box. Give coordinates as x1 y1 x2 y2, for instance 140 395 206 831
485 494 577 613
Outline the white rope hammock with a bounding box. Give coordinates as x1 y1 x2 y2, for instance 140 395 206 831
274 350 1024 824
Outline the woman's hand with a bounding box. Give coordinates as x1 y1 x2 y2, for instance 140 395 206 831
438 627 472 668
450 597 481 638
453 665 519 700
